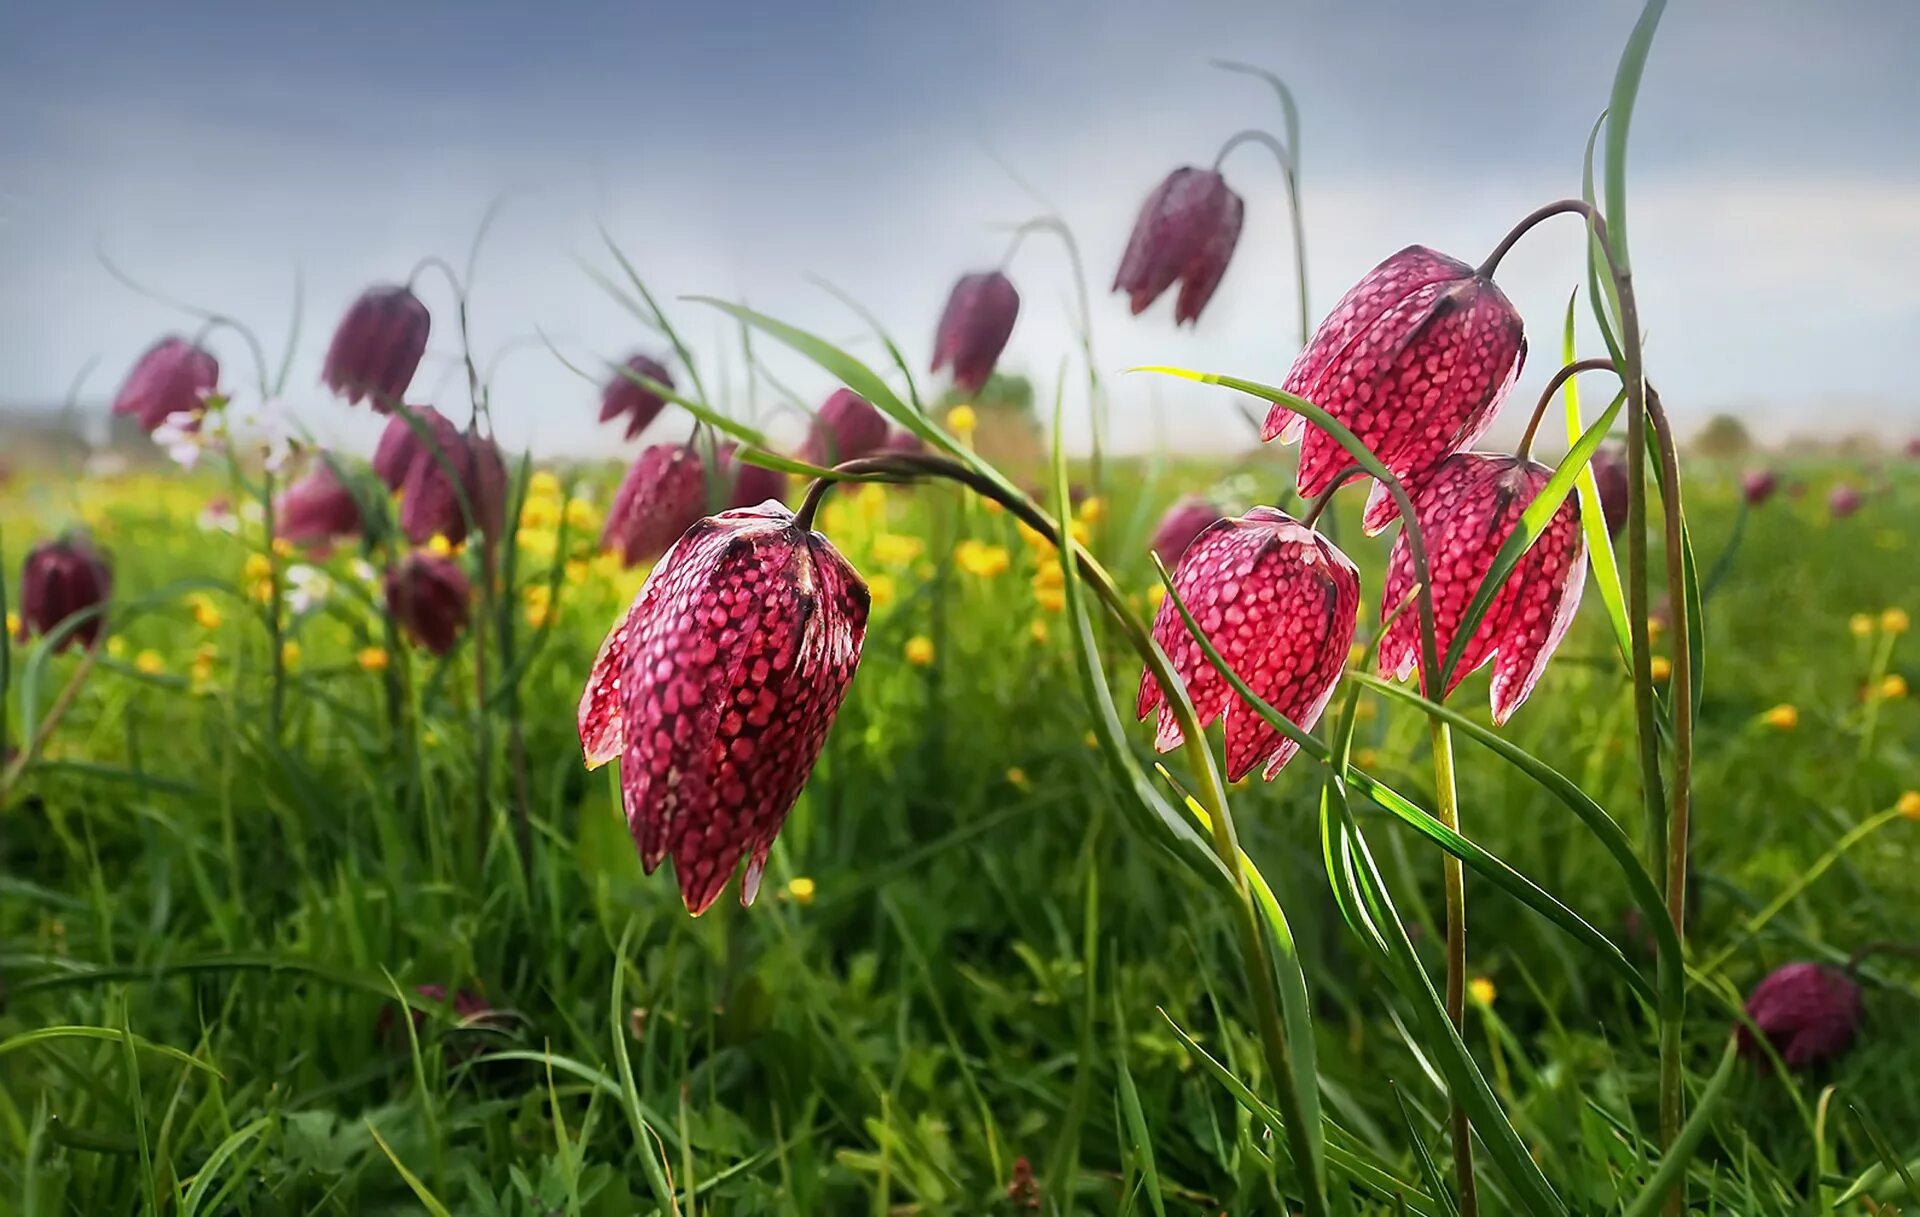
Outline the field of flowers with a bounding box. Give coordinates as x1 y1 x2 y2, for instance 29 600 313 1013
6 6 1920 1215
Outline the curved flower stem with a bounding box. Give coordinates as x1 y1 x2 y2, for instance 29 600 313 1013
994 216 1103 486
1211 128 1310 347
1212 60 1310 346
802 455 1328 1216
1515 358 1620 460
0 647 101 806
259 468 286 740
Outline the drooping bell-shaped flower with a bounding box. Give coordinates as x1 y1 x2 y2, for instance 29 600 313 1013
17 535 113 651
1741 468 1778 506
1265 246 1526 533
879 429 926 456
275 459 364 551
931 271 1019 395
398 428 507 547
601 355 674 440
1112 167 1245 325
714 443 787 509
1137 507 1359 781
385 552 472 654
1590 445 1630 538
113 337 219 433
1149 496 1224 564
1378 453 1586 722
1738 962 1863 1071
322 285 430 410
800 389 889 467
578 501 870 914
600 443 706 567
1828 483 1862 519
372 407 461 491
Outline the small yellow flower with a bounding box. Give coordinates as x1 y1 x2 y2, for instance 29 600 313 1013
108 636 128 659
785 876 817 905
946 404 977 436
519 496 561 530
1034 587 1066 614
270 537 294 559
527 470 562 500
1083 730 1099 750
1468 977 1497 1007
1762 703 1798 731
1076 496 1105 525
525 584 553 611
1880 674 1908 700
1068 519 1090 546
5 611 19 636
1015 519 1050 550
1006 767 1029 788
1883 607 1911 635
1029 618 1049 644
981 498 1004 516
1032 558 1064 591
592 551 626 579
1147 584 1167 610
1353 699 1377 722
855 482 887 522
1348 642 1367 665
517 527 558 558
426 534 455 558
134 649 165 675
281 641 302 669
904 635 936 666
358 646 390 672
564 498 601 532
526 603 554 629
1850 613 1875 638
1647 616 1665 641
1650 656 1672 682
565 559 591 586
871 533 924 565
954 540 1010 578
1897 791 1920 820
1354 748 1380 769
244 553 273 582
250 579 274 605
188 594 222 630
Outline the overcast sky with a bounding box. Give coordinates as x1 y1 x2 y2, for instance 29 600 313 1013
3 0 1917 459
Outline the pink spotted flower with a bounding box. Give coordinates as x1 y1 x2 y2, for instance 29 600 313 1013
714 443 787 509
1112 167 1244 325
397 428 507 547
275 459 364 552
800 389 889 467
1149 496 1224 565
1378 453 1586 722
323 285 431 410
1137 507 1359 781
931 271 1019 395
601 354 674 440
113 337 219 433
1738 962 1863 1072
1266 246 1526 533
600 443 707 567
578 502 870 914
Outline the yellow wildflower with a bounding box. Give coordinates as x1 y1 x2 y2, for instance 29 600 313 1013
1897 791 1920 820
1468 977 1497 1007
527 470 562 500
1032 558 1064 591
871 533 924 565
519 495 561 530
1354 748 1380 769
1881 674 1908 700
1034 587 1066 614
1083 731 1099 750
946 404 977 436
1650 656 1672 682
855 482 887 522
107 636 127 659
1850 613 1875 638
189 594 222 630
1015 519 1050 550
244 553 273 582
1647 616 1665 641
1006 767 1029 788
517 527 558 558
1029 618 1049 644
592 551 626 579
271 537 294 559
1147 584 1167 610
426 534 455 558
565 559 591 586
281 641 302 669
134 650 165 675
358 647 391 672
1076 496 1105 525
1762 704 1798 731
564 498 601 532
954 540 1010 577
1883 607 1911 635
867 573 896 609
785 876 817 905
5 611 19 637
981 497 1003 515
904 636 935 665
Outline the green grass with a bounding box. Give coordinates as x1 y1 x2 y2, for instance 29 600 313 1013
2 451 1916 1214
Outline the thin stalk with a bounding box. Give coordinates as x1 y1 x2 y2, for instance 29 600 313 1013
1429 719 1475 1216
1515 358 1619 460
260 470 286 740
0 648 102 801
1211 59 1310 344
1211 128 1309 346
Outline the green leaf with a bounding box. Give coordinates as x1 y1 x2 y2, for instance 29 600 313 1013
610 921 681 1212
1620 1036 1736 1217
1560 294 1631 665
0 1025 220 1076
366 1120 455 1217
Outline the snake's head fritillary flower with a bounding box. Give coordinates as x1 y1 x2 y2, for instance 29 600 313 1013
275 459 364 552
18 535 113 651
1738 962 1863 1072
1137 507 1359 781
322 285 430 410
1590 444 1630 538
1828 483 1862 519
931 271 1019 395
113 337 218 433
1149 496 1224 564
385 552 472 655
1113 167 1245 325
577 501 870 914
601 355 674 441
372 407 460 491
714 444 787 509
880 428 927 456
1906 437 1920 459
801 389 890 466
1378 453 1586 723
1741 468 1778 507
1265 246 1526 533
600 443 706 567
398 428 508 547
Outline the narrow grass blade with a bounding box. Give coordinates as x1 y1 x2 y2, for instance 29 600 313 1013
366 1120 455 1217
1111 992 1169 1217
180 1116 272 1217
1560 294 1631 665
1620 1036 1735 1217
0 1026 220 1076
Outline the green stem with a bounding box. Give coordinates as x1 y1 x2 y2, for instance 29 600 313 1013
1428 719 1476 1217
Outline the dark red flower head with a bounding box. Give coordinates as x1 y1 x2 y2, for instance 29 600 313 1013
18 536 113 651
601 354 674 440
880 429 926 456
1137 507 1359 781
578 501 870 914
931 271 1019 395
275 460 363 551
1738 962 1862 1071
385 552 472 655
323 285 430 410
397 427 507 547
1113 167 1245 325
714 443 787 509
113 337 218 433
1828 483 1862 519
372 407 460 492
1149 496 1224 565
1378 453 1586 722
1906 437 1920 459
1741 468 1778 506
1590 445 1630 538
801 389 889 467
1265 246 1526 533
601 443 707 567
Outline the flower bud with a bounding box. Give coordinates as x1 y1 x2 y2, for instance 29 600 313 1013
1828 483 1862 519
18 535 113 651
1741 468 1778 506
